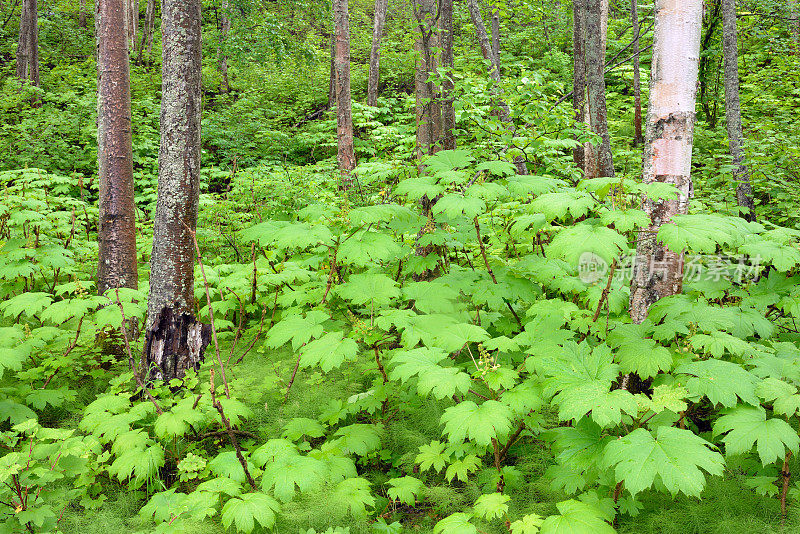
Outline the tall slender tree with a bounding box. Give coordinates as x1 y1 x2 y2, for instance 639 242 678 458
440 0 456 150
218 0 231 94
333 0 356 188
145 0 211 381
124 0 138 50
584 0 614 178
630 0 703 324
413 0 441 160
328 33 336 109
137 0 156 66
631 0 644 145
79 0 87 27
96 0 138 296
722 0 754 220
16 0 39 87
465 0 527 174
367 0 389 107
573 0 587 170
490 4 500 62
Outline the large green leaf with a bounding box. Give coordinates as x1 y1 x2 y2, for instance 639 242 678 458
713 406 800 465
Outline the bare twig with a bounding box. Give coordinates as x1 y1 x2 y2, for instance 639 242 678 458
210 369 257 490
188 227 230 399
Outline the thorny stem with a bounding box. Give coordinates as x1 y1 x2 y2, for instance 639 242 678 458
782 451 792 525
210 369 257 490
491 437 505 492
188 226 230 399
473 216 522 328
284 348 303 402
114 289 163 415
41 316 84 389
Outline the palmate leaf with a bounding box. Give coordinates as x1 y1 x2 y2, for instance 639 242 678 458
690 331 755 358
613 337 673 379
600 209 651 233
445 454 481 482
425 149 475 171
332 477 375 517
474 493 511 520
547 222 627 265
433 513 478 534
266 310 329 350
299 331 359 372
529 191 595 221
539 500 615 534
387 476 425 505
261 453 326 502
389 347 471 399
0 292 52 319
433 194 487 219
338 231 403 266
510 514 545 534
416 440 450 473
739 238 800 272
336 273 400 306
675 359 759 407
656 214 754 254
476 160 516 176
221 492 280 533
431 322 490 352
332 424 382 456
649 384 688 414
756 377 800 417
395 176 445 201
553 381 638 428
602 426 724 497
441 400 514 447
713 406 800 465
281 418 326 442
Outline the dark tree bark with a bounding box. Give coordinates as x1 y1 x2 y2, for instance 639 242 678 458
79 0 87 27
631 0 643 145
573 0 587 170
722 0 755 220
584 0 614 178
333 0 356 187
218 0 231 93
16 0 39 87
367 0 388 107
413 0 441 160
440 0 456 150
145 0 209 381
137 0 156 66
630 0 703 324
96 0 138 296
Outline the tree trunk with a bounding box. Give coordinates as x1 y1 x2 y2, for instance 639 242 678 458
367 0 388 107
631 0 644 145
722 0 754 220
573 0 587 170
137 0 156 66
413 0 441 160
584 0 614 178
333 0 356 188
218 0 231 94
629 0 703 324
792 0 800 53
440 0 456 150
79 0 87 27
97 0 138 296
490 4 500 63
15 0 39 87
145 0 210 381
127 0 138 50
465 0 527 174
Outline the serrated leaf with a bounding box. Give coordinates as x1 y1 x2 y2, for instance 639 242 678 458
261 453 326 501
548 223 627 265
713 406 800 465
337 273 400 306
299 331 359 372
474 492 510 520
433 513 478 534
221 493 280 533
603 426 723 497
266 310 329 350
676 359 759 407
281 418 326 442
441 401 513 446
387 476 424 505
540 500 615 534
332 477 375 517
